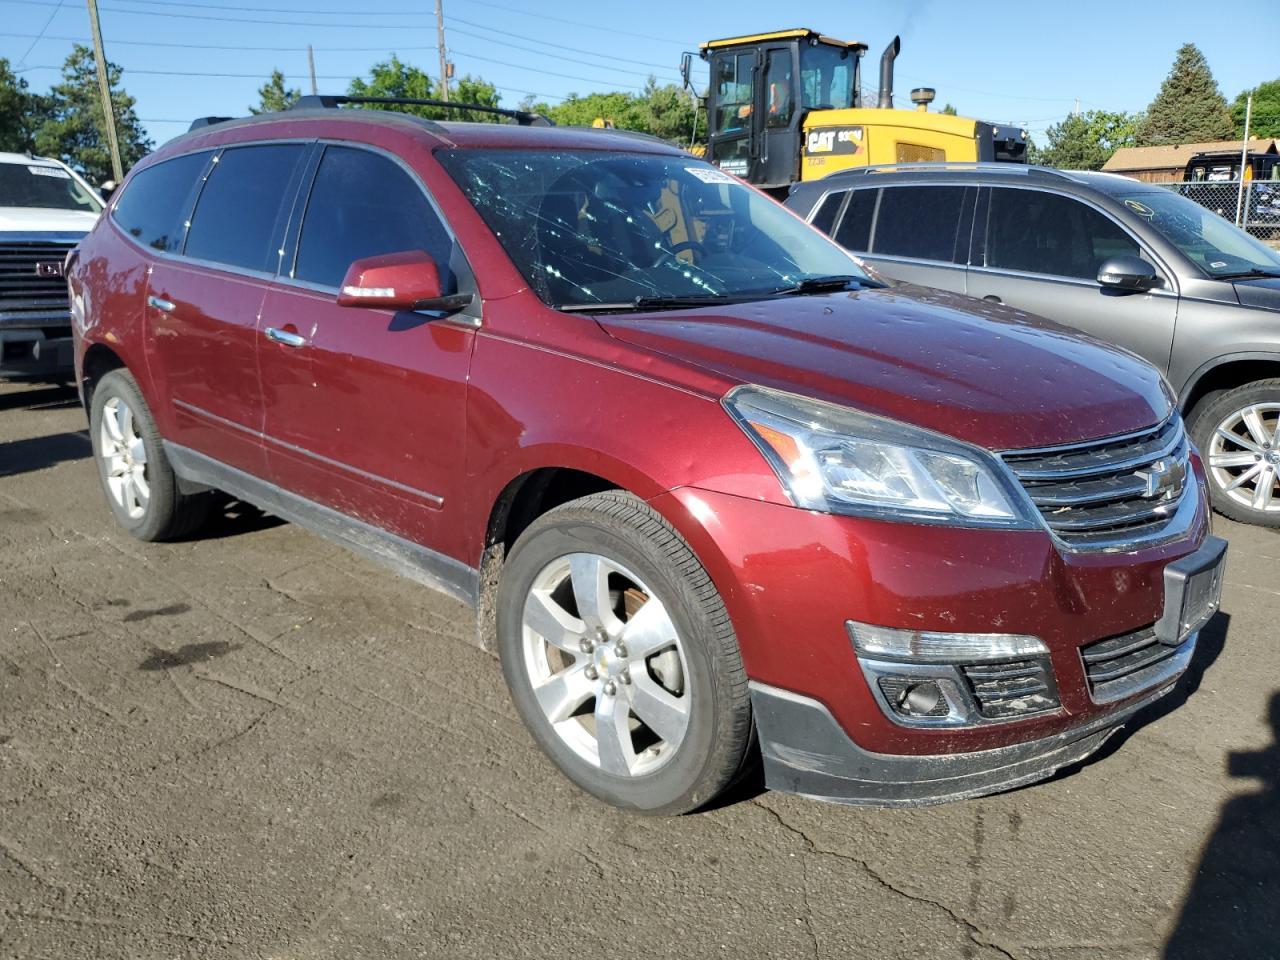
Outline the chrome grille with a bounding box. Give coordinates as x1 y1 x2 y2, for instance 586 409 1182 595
0 240 76 325
1002 415 1190 547
960 658 1058 719
1080 625 1184 700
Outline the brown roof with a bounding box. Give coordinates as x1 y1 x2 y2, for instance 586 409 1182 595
1102 139 1279 172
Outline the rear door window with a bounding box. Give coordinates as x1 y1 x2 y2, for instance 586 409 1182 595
834 189 877 252
293 145 456 291
985 188 1140 280
870 186 966 262
184 144 306 272
112 152 211 252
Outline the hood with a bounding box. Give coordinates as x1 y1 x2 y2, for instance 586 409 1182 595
0 207 99 234
597 285 1171 451
1232 276 1280 312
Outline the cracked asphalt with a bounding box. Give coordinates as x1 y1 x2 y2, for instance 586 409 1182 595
1 378 1278 960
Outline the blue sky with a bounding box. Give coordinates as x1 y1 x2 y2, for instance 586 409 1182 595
2 0 1273 150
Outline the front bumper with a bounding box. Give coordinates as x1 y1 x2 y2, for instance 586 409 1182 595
750 668 1183 806
0 328 74 377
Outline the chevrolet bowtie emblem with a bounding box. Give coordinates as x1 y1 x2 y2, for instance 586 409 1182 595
1136 457 1186 501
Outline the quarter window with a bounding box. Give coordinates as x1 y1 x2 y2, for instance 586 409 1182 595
112 152 211 252
871 186 966 262
985 188 1140 280
184 144 305 272
294 146 456 291
834 189 877 252
809 190 845 235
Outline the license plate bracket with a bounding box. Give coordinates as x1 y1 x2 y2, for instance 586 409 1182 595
1154 536 1228 646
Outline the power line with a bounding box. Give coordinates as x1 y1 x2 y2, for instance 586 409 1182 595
446 26 681 82
456 0 695 45
448 47 648 92
0 0 428 28
445 15 687 74
14 0 64 68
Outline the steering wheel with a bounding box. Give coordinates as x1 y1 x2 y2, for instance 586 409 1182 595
653 240 708 268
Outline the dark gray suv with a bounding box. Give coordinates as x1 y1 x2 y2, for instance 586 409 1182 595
787 163 1280 527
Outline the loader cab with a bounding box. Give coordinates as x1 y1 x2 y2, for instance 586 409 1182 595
700 30 866 192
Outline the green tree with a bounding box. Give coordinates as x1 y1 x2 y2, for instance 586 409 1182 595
1136 43 1233 145
348 56 501 123
523 80 697 144
251 69 300 114
1037 110 1139 170
939 102 958 116
1230 78 1280 140
0 57 42 152
32 45 151 183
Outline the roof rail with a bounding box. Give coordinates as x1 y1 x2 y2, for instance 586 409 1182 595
824 162 1076 181
289 94 553 126
188 116 236 131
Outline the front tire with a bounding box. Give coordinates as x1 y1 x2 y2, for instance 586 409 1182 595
497 492 753 815
89 369 210 541
1189 379 1280 527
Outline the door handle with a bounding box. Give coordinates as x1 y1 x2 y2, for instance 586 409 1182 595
982 295 1003 304
147 295 175 313
265 326 307 348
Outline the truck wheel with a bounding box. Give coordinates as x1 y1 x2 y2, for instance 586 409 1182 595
89 369 210 541
497 491 753 815
1189 379 1280 527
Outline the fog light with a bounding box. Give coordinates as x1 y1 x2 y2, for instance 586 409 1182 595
847 621 1047 663
877 677 949 718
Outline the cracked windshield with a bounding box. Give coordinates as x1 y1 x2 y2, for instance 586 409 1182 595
437 149 871 309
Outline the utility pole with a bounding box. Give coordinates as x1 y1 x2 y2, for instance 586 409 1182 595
435 0 449 101
1236 93 1253 227
85 0 123 183
307 44 318 95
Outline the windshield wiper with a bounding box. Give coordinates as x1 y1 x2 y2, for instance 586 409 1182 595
770 274 885 295
557 293 737 313
1213 267 1280 280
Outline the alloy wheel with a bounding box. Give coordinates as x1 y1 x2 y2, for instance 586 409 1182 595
1207 402 1280 514
521 552 691 778
99 395 150 520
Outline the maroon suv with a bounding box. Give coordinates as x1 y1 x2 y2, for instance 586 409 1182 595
68 100 1226 814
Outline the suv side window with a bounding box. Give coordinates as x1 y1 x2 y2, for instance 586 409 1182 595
112 152 211 252
834 188 877 252
985 188 1141 280
184 144 305 272
293 145 456 291
870 185 966 262
808 190 845 235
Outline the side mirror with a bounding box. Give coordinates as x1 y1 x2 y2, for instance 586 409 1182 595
1097 255 1160 292
337 250 472 312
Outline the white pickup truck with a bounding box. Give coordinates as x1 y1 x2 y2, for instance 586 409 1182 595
0 152 104 379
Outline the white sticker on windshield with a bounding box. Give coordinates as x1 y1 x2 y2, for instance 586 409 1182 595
1209 261 1228 269
28 165 70 179
686 166 736 184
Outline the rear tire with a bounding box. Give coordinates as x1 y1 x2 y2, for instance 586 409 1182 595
1188 379 1280 527
497 491 753 815
89 369 210 541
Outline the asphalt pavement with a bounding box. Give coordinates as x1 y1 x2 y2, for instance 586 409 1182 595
1 377 1277 960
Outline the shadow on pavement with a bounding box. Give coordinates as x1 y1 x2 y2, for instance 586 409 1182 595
0 384 80 413
0 431 91 477
1164 690 1280 958
193 496 286 540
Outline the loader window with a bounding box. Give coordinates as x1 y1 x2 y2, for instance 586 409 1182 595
714 52 754 133
800 44 855 110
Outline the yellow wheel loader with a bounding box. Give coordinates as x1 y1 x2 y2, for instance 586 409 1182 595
683 29 1027 194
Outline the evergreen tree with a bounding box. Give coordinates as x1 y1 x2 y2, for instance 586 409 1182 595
251 70 300 114
1230 79 1280 140
1136 43 1233 145
0 58 41 152
32 45 151 183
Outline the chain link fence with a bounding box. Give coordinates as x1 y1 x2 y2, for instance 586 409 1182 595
1151 179 1280 243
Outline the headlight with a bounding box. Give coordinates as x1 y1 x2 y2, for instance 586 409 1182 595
723 385 1035 527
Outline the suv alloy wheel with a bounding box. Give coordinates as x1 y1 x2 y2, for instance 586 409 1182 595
1191 380 1280 526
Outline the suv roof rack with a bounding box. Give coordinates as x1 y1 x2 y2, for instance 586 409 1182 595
188 116 235 131
824 162 1078 181
289 94 553 126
